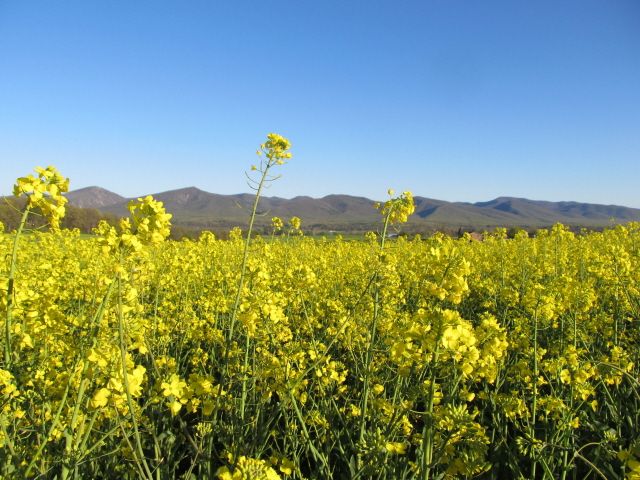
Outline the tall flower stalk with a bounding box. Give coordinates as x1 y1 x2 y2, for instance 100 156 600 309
226 133 292 347
213 134 292 467
359 190 415 462
5 167 69 367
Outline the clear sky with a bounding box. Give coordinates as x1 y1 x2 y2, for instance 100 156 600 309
1 1 639 206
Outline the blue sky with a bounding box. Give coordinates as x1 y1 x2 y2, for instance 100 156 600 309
1 1 639 206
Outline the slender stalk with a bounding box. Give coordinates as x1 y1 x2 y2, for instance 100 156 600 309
211 149 287 470
227 162 272 346
25 358 77 477
117 270 154 480
240 333 251 423
61 376 90 480
288 391 332 478
421 341 441 480
531 306 539 479
219 160 275 434
359 211 392 445
4 207 30 367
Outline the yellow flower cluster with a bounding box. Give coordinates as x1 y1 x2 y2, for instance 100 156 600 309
289 216 301 232
13 166 69 230
217 456 281 480
376 190 415 225
271 216 284 232
257 133 293 165
128 195 173 244
94 195 172 255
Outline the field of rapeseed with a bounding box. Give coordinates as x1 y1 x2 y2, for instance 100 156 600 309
1 137 639 479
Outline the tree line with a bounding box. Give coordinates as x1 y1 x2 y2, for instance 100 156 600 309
0 197 118 233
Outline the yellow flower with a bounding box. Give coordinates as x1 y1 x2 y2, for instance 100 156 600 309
168 399 182 416
279 458 295 475
217 456 281 480
559 369 571 384
128 365 146 397
91 388 111 409
376 190 415 224
372 383 385 395
257 133 292 166
385 442 407 455
13 166 69 230
161 374 187 398
570 417 580 429
271 217 284 231
289 216 301 231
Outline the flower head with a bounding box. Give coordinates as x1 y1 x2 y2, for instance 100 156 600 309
13 166 69 230
376 190 415 225
258 133 292 166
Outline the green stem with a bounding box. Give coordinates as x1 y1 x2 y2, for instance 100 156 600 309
117 271 154 480
4 206 30 367
240 333 251 423
227 162 272 345
422 343 441 480
219 161 274 428
531 307 539 479
359 211 392 445
288 391 332 478
25 358 77 477
61 376 90 480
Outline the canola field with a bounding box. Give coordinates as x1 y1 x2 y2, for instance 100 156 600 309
2 157 640 478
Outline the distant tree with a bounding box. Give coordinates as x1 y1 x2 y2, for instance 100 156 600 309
506 227 518 239
170 225 200 240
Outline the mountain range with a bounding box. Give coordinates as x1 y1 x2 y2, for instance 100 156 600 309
64 186 640 232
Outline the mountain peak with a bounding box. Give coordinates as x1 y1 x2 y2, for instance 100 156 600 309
65 186 125 209
161 186 204 195
151 187 213 206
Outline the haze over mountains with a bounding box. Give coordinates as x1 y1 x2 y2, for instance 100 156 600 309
63 186 640 232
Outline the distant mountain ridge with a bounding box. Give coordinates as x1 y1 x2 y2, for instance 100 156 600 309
65 186 640 231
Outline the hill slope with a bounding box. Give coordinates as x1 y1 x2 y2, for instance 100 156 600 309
65 187 125 209
65 187 640 231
